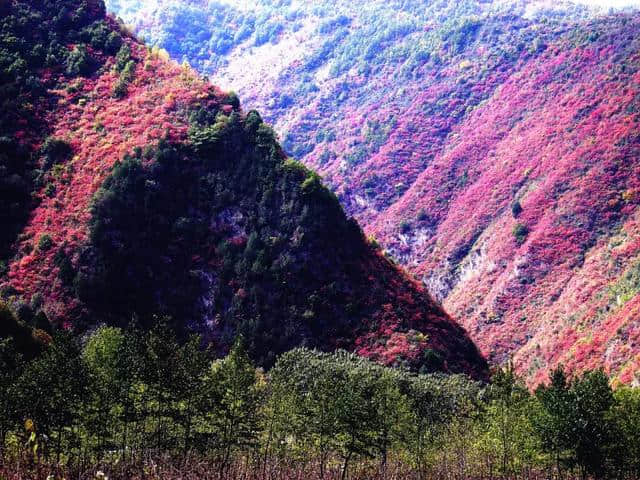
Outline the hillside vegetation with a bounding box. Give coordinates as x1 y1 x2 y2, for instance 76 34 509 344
107 0 640 384
0 0 486 376
1 2 640 479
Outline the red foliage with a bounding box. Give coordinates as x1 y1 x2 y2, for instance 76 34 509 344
5 39 225 322
364 20 640 385
0 15 487 379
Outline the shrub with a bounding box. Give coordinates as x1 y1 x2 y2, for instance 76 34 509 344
115 44 132 72
44 183 56 198
511 200 523 217
120 59 136 81
113 58 135 98
224 91 241 110
65 44 93 77
112 80 126 98
54 248 75 285
41 137 72 169
37 234 53 252
83 21 119 52
254 21 283 46
105 31 123 54
513 223 529 245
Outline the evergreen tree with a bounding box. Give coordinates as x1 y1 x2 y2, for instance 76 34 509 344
533 367 574 478
198 336 264 474
480 366 540 478
610 386 640 478
15 332 88 463
0 338 21 454
569 370 614 479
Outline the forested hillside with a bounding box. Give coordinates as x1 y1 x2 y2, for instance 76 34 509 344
2 2 640 479
107 0 640 385
0 0 486 376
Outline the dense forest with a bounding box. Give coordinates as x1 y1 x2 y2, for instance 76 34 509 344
1 325 640 480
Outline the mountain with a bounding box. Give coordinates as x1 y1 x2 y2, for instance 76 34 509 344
0 0 487 377
104 0 640 385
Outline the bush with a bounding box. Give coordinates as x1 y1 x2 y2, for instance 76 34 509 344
115 44 132 72
65 44 93 77
54 248 75 284
82 21 122 53
513 223 529 245
112 79 128 98
113 57 136 98
511 200 523 217
44 183 56 198
37 234 53 251
224 91 241 110
105 31 123 54
41 137 72 169
0 301 44 358
254 21 283 46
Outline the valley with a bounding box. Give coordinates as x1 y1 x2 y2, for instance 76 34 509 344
107 0 640 385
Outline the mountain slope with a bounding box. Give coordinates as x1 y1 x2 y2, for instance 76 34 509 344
106 0 640 384
0 0 487 377
373 16 640 385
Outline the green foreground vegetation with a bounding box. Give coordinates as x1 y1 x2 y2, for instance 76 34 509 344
1 324 639 480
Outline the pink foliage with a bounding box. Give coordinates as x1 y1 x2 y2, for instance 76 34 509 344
5 39 226 322
362 22 640 385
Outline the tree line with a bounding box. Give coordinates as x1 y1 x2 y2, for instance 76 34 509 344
0 324 639 480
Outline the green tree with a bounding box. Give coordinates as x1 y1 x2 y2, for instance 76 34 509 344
511 200 523 217
478 366 540 478
569 370 614 480
610 386 640 478
198 336 264 475
269 348 345 478
404 375 441 478
115 44 132 72
82 326 128 455
0 301 43 358
0 339 21 454
15 332 88 463
402 372 481 478
534 368 615 479
170 333 209 455
369 368 411 472
533 367 574 478
332 362 380 480
512 223 529 245
65 44 93 76
271 350 340 477
140 322 192 451
270 349 411 480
